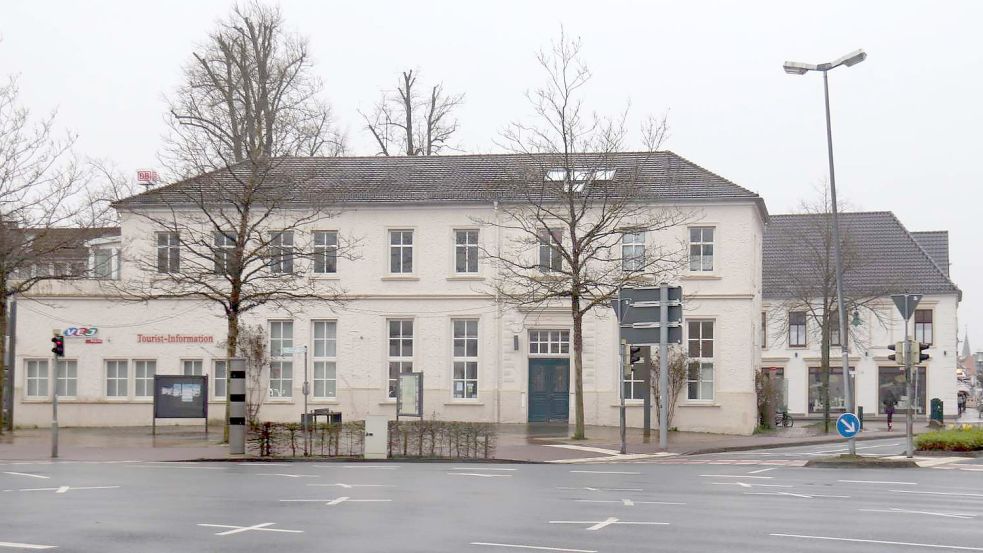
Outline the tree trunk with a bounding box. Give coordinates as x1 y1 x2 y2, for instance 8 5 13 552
571 304 585 440
0 294 7 435
223 311 239 442
820 314 831 434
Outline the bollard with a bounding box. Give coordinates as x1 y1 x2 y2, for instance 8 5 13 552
229 358 246 455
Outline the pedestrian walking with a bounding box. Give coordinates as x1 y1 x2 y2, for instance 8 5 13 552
957 393 967 417
883 392 897 431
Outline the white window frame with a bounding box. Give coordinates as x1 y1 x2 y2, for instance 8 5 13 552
312 320 337 400
269 231 295 274
56 359 78 397
313 230 338 274
622 230 646 271
538 228 563 273
213 231 236 274
105 359 128 398
528 329 570 356
387 319 414 398
452 319 479 399
25 359 49 398
156 231 180 273
454 229 479 274
688 226 715 272
182 359 204 376
914 309 933 345
269 320 294 399
624 366 645 401
91 248 118 280
686 320 714 401
213 359 227 399
134 359 156 398
389 230 414 274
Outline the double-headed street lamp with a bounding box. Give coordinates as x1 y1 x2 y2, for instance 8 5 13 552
783 49 866 455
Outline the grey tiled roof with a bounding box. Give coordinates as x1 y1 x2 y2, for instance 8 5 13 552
113 152 766 214
911 231 949 277
763 212 960 300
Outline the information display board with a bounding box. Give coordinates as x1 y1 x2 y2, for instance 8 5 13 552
397 372 423 418
154 375 208 420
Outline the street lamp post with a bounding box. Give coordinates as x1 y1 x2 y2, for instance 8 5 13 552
784 49 866 456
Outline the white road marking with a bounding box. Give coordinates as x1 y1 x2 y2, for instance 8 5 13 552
544 444 623 455
747 491 849 499
892 489 983 498
0 541 56 549
839 479 916 485
556 487 643 492
280 497 392 506
449 473 512 478
569 470 640 475
712 482 792 488
747 467 777 474
470 542 596 553
308 483 393 489
2 473 49 480
771 533 983 551
198 522 303 536
237 462 290 466
2 486 119 494
699 474 773 479
132 465 225 470
574 499 685 506
859 508 976 519
342 465 399 470
451 467 517 471
549 517 668 531
256 474 318 478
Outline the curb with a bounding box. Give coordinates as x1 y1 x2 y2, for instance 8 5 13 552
804 457 919 469
678 432 910 456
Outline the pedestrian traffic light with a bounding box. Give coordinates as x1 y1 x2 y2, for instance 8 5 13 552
629 346 642 365
912 340 930 364
887 341 905 365
51 335 65 357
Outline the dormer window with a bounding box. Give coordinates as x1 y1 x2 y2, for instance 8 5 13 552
545 168 616 192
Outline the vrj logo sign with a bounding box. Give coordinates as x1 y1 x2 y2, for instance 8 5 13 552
64 327 98 337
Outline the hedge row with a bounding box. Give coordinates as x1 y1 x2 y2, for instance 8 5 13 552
915 426 983 452
247 419 497 459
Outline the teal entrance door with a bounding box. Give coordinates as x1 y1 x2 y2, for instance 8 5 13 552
528 358 570 423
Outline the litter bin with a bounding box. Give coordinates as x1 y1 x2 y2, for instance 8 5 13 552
930 398 944 425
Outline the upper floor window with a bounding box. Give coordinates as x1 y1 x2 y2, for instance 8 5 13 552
538 228 563 273
156 232 180 273
390 230 413 274
213 232 236 274
914 309 933 345
313 231 338 274
689 227 714 272
761 312 767 349
622 231 645 271
455 230 479 274
789 311 807 347
269 231 294 274
92 248 117 279
830 312 841 347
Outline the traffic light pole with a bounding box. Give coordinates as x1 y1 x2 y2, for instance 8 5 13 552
905 323 914 458
659 284 669 450
619 338 627 455
51 355 58 459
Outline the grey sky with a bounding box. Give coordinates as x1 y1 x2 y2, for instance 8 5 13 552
3 0 981 349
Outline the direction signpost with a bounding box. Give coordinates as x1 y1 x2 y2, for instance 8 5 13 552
836 412 860 439
891 293 922 458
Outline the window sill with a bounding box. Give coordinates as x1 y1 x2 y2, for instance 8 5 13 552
446 275 484 281
610 402 645 408
311 275 341 280
310 399 340 404
444 401 485 406
381 275 420 281
678 402 720 408
379 400 397 405
266 399 295 404
681 274 721 281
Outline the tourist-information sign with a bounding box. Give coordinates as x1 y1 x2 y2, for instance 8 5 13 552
836 412 861 438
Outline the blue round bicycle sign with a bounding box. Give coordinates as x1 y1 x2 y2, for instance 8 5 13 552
836 412 861 438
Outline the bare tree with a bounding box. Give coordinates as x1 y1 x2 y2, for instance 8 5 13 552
766 190 892 432
361 69 464 156
649 347 687 429
0 76 98 432
124 1 350 439
480 30 687 439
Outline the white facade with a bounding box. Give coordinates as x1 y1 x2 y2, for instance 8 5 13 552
11 199 765 435
762 294 961 420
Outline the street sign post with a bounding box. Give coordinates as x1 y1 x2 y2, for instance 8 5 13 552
891 293 922 458
836 412 861 439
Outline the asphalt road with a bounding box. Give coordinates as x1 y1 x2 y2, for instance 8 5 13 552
1 444 982 553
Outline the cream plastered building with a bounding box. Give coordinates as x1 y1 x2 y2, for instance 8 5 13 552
10 153 767 434
761 212 961 421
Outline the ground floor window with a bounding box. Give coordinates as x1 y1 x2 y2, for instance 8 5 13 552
134 360 156 398
528 330 570 355
624 367 646 400
56 359 78 397
106 360 128 397
879 366 926 415
314 361 336 399
182 359 203 376
26 359 48 397
388 361 412 399
269 361 293 398
808 367 846 413
213 360 227 398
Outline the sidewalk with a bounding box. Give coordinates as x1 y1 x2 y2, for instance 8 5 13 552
0 421 932 463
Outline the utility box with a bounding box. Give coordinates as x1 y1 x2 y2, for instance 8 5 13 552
364 415 389 460
930 398 944 425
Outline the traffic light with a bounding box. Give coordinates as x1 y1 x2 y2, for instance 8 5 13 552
912 340 930 364
629 346 643 365
51 335 65 357
887 341 905 365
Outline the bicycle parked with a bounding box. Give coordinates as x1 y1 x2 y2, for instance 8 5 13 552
774 410 794 428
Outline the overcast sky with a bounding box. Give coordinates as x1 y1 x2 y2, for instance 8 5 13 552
3 0 981 351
